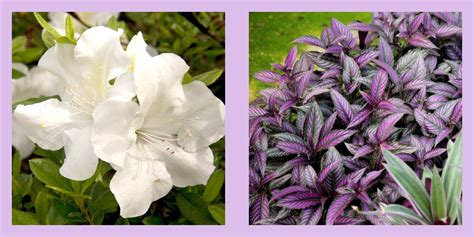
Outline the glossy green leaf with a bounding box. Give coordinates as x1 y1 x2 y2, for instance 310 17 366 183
142 216 164 225
35 191 50 224
12 209 40 225
208 204 225 224
50 198 87 224
65 15 75 40
29 158 72 192
203 169 224 203
382 149 432 222
183 69 223 86
41 30 56 48
431 167 447 221
12 68 26 79
12 151 21 177
176 192 216 225
12 36 26 55
34 12 62 39
12 47 44 64
441 134 462 224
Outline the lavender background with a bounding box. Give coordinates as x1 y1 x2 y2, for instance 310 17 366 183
0 0 472 236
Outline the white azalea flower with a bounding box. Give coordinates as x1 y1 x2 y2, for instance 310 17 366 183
75 12 120 26
91 33 225 217
12 63 62 159
14 26 132 180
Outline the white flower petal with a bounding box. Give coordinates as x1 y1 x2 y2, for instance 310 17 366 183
48 12 86 32
106 71 136 101
110 158 172 218
92 99 138 167
12 118 35 159
157 146 215 187
126 32 149 71
13 66 63 104
14 99 73 150
137 53 189 127
12 62 28 75
76 12 119 26
75 26 130 82
60 126 98 180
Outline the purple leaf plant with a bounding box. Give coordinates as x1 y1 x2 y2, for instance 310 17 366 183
249 12 462 225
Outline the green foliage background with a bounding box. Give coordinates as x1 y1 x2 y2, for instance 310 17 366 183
249 12 372 101
12 12 225 225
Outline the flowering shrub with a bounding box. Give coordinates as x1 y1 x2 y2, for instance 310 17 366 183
12 12 225 225
249 12 462 225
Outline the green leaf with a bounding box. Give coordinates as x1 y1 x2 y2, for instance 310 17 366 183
46 185 92 199
12 36 26 55
12 209 40 225
49 198 86 224
107 16 118 30
41 30 56 48
183 69 223 86
176 192 217 225
65 15 75 40
12 68 26 79
208 204 225 224
142 216 164 225
203 169 224 203
88 183 118 215
430 167 447 221
29 158 73 192
382 149 432 222
12 151 21 177
34 12 62 39
35 191 51 224
12 47 45 64
380 204 429 225
56 36 76 44
441 134 462 224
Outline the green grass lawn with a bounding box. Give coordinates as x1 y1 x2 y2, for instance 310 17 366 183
249 12 373 101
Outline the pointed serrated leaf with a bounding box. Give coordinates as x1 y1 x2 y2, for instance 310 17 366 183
276 192 321 209
326 193 355 225
254 70 280 83
378 37 394 66
250 193 269 224
375 113 404 142
304 102 324 150
316 130 357 151
285 46 298 69
293 35 324 47
330 89 353 125
408 33 437 49
299 206 323 225
370 69 388 100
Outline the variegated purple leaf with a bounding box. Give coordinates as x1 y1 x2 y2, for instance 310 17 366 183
276 191 321 209
333 216 365 225
451 99 462 123
317 159 342 183
434 127 451 146
424 148 447 160
404 79 433 90
355 50 379 67
249 106 268 119
337 168 367 188
296 70 312 98
347 106 371 129
409 13 425 32
302 165 318 188
360 91 377 106
434 99 460 122
353 145 374 159
293 35 324 47
377 100 397 111
254 151 267 177
254 70 281 83
276 141 309 155
316 130 357 151
372 59 401 84
304 102 324 150
321 112 338 137
375 113 404 142
326 193 355 225
250 193 270 224
285 46 298 69
428 83 457 98
407 33 437 49
435 25 462 38
370 69 389 100
422 112 447 134
320 68 341 79
342 56 361 85
326 45 344 54
330 89 354 125
348 22 378 32
299 206 323 225
360 170 384 188
331 18 352 41
426 95 449 110
271 186 310 202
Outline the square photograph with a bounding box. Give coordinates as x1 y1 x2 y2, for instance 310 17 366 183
249 12 462 225
12 12 225 225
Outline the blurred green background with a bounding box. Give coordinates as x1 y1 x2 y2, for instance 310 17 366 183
12 12 225 225
249 12 372 101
